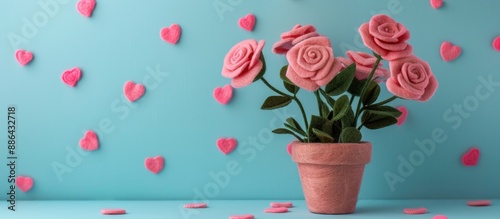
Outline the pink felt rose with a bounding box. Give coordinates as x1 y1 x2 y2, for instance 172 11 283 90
359 14 413 61
272 24 320 55
222 39 266 88
285 36 343 91
336 51 390 82
386 55 438 101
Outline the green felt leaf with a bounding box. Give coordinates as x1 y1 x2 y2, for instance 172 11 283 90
364 105 403 118
361 112 398 130
319 89 336 108
341 107 355 128
312 128 335 143
348 78 366 96
320 101 330 119
272 128 302 141
325 63 356 96
253 53 267 82
280 65 299 94
284 124 306 137
361 80 380 105
332 95 349 121
308 115 329 142
280 65 292 84
284 82 299 94
286 117 306 136
340 127 362 143
260 96 292 110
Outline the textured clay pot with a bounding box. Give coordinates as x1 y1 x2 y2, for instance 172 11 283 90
291 141 372 214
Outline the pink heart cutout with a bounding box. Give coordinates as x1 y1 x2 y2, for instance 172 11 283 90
145 156 165 174
462 147 480 166
213 85 233 105
217 138 237 155
61 67 82 87
76 0 96 17
287 143 293 156
440 41 461 62
16 176 34 192
397 106 408 126
123 81 145 102
160 24 181 44
15 50 33 66
238 14 256 32
79 130 99 151
430 0 443 9
493 36 500 51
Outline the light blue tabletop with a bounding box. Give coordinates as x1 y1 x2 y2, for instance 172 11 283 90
1 200 497 219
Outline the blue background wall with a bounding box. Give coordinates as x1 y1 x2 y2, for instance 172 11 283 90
1 0 499 200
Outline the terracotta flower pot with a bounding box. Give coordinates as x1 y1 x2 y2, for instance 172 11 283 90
292 141 372 214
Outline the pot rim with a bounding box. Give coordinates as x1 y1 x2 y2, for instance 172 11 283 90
291 141 372 165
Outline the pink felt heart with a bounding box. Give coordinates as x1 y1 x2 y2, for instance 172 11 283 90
229 215 254 219
15 50 33 66
123 81 145 102
238 14 256 32
217 138 237 155
462 147 480 166
61 67 82 87
264 207 288 213
493 36 500 52
430 0 443 9
287 143 292 156
160 24 181 45
440 41 461 62
16 176 34 192
432 215 448 219
79 130 99 151
77 0 96 17
397 106 408 126
145 156 165 174
213 85 233 105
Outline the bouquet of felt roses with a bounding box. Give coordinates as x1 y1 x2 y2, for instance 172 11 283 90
221 14 438 143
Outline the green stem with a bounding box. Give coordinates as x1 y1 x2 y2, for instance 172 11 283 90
371 95 398 107
314 91 322 117
349 93 355 106
260 77 291 98
354 54 382 126
260 77 309 140
293 97 309 140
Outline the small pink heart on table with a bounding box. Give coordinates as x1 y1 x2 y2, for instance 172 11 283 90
213 85 233 105
79 130 99 151
440 41 461 62
217 138 237 155
239 14 256 32
123 81 145 102
77 0 96 17
462 147 480 166
430 0 443 9
160 24 181 44
61 67 82 87
397 106 408 126
16 176 34 192
145 156 165 174
15 50 33 66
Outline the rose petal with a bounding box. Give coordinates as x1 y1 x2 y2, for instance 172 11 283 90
286 66 319 91
232 61 263 88
281 24 316 39
314 58 342 87
249 40 265 68
272 38 294 54
359 23 389 57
